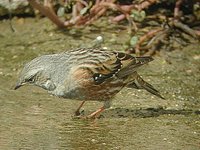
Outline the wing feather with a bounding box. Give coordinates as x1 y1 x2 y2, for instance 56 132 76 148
91 51 153 84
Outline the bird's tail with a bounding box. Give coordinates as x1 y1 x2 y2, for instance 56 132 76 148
128 74 165 99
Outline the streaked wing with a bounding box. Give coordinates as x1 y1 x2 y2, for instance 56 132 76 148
89 51 153 84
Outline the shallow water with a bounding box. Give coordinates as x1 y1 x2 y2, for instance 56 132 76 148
0 18 199 150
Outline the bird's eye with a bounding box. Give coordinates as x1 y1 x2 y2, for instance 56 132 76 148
26 77 35 83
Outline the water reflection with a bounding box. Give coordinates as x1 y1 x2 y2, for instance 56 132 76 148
59 120 108 149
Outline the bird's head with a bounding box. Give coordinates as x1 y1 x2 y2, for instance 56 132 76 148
14 57 56 91
14 64 43 90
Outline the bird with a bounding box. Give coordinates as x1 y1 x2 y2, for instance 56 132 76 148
14 47 164 118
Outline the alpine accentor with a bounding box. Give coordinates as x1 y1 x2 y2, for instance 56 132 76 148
15 48 164 118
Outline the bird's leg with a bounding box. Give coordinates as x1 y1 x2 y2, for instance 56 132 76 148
86 106 105 119
74 101 86 116
86 101 111 119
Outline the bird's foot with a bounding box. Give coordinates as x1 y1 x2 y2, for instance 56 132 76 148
72 110 85 118
72 107 105 120
72 112 97 120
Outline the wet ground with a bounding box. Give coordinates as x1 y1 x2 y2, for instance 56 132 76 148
0 18 199 150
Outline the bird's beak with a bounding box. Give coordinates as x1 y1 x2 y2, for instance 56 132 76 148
14 84 21 90
14 81 24 90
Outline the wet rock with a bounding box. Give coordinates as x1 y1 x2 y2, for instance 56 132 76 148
0 0 33 16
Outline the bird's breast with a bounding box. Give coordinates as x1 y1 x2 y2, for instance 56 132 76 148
51 66 125 101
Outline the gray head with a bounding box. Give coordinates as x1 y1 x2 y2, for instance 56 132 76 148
14 56 56 91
